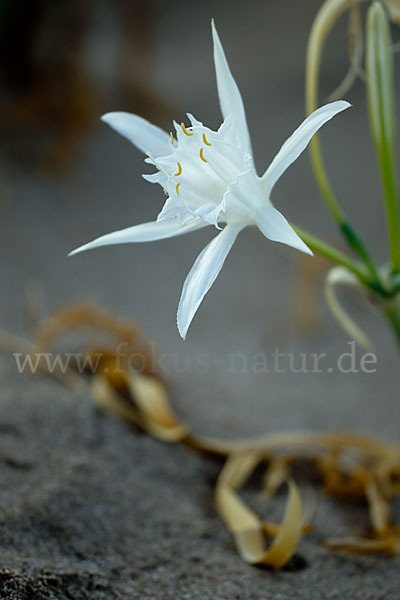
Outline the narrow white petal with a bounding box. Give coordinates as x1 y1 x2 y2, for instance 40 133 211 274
261 101 351 196
187 113 203 127
69 218 207 256
101 112 171 157
177 223 244 339
256 207 312 255
211 20 252 153
142 172 167 186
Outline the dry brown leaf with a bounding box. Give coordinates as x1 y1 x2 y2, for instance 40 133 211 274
215 453 303 567
91 369 188 444
260 457 291 500
2 300 400 567
324 535 400 554
366 477 390 535
34 302 139 349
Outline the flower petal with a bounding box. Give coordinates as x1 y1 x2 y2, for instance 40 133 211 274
101 112 171 157
177 223 244 339
142 172 167 186
255 207 312 255
261 101 351 196
211 20 252 153
69 218 207 256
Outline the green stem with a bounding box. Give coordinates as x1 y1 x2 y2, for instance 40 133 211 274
380 143 400 274
309 137 345 225
383 301 400 350
366 2 400 274
292 224 371 286
308 122 382 286
339 222 383 286
306 0 382 282
308 133 383 287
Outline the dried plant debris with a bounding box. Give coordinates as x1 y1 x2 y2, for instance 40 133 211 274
1 302 400 568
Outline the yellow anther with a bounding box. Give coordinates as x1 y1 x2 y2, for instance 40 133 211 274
181 122 193 136
176 182 181 195
170 132 174 144
199 148 207 163
202 133 212 146
174 162 182 176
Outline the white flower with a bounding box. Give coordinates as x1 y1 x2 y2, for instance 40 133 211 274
70 21 350 339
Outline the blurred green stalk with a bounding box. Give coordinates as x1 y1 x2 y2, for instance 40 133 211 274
366 1 400 275
383 300 400 349
292 224 373 287
305 0 382 288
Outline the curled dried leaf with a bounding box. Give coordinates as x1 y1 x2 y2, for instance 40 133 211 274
260 457 291 499
324 534 400 554
216 453 304 567
35 302 139 349
366 477 390 534
2 301 400 567
91 358 187 443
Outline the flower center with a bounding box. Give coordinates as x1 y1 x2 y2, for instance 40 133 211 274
172 123 215 198
149 115 256 227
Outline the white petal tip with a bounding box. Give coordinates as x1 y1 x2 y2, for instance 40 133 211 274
100 112 114 125
177 309 189 339
293 235 313 256
289 241 313 256
100 112 123 124
211 19 220 41
68 244 89 257
177 319 188 341
100 112 123 131
330 100 352 111
300 242 313 256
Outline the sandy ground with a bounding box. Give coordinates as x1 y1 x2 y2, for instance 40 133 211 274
0 373 399 600
1 0 400 597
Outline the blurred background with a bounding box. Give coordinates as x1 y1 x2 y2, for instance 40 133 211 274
1 0 400 438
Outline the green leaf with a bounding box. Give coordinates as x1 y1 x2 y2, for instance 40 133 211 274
366 1 400 274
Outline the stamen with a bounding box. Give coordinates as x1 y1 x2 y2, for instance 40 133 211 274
174 162 182 176
202 133 212 146
176 182 181 195
181 122 193 136
170 132 174 144
199 148 207 163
